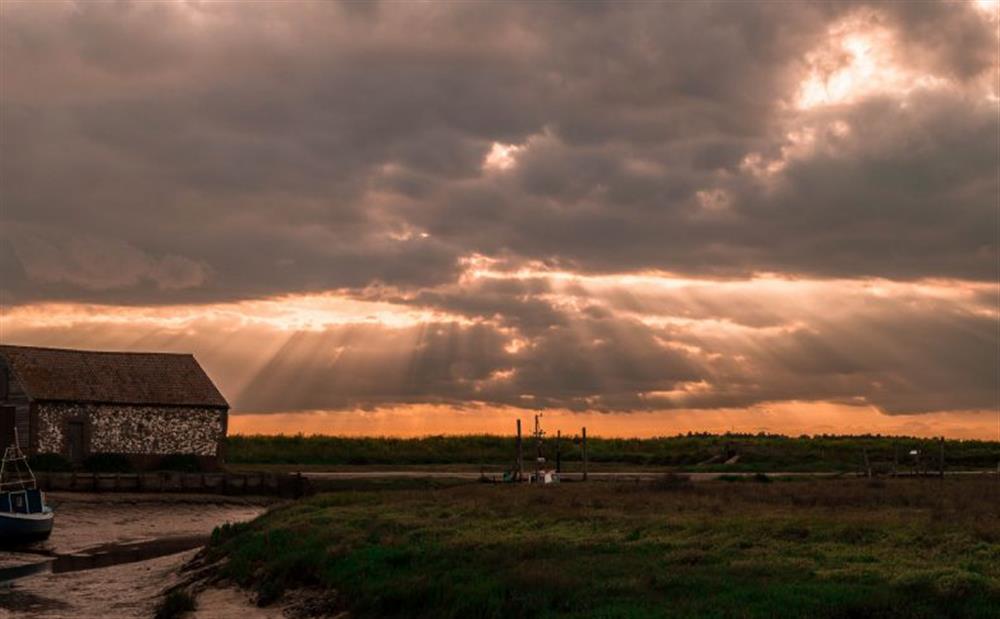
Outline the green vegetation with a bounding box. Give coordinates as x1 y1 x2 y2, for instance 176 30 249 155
226 433 1000 471
208 476 1000 618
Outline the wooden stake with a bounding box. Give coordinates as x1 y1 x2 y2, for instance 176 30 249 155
939 436 945 479
534 415 542 480
582 426 588 482
556 430 561 473
516 419 523 481
862 447 872 479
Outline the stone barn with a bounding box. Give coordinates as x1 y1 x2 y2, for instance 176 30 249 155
0 345 229 470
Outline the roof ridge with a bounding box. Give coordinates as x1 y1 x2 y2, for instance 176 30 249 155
0 344 193 357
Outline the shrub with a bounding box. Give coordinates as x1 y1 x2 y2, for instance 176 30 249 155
83 452 134 473
28 453 73 472
211 521 253 546
894 568 992 600
158 453 203 472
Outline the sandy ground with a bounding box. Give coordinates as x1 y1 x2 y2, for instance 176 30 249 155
189 587 284 619
0 493 273 619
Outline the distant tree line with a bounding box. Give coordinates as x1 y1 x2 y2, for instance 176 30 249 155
225 433 1000 471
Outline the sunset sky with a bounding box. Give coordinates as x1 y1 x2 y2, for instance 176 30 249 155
1 1 997 439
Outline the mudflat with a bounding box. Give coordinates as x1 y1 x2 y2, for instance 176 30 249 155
0 493 269 619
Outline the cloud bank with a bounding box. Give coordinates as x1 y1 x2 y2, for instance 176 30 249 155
1 1 996 424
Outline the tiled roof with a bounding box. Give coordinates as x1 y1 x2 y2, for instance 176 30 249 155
0 345 229 408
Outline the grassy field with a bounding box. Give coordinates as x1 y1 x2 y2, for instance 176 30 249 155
205 475 1000 618
226 433 1000 472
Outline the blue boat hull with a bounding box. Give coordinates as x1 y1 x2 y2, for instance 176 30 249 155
0 510 54 543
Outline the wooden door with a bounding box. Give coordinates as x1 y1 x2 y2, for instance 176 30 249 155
68 421 86 464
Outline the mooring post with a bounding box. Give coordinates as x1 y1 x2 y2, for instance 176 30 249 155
534 414 542 480
938 436 945 479
556 430 561 473
516 419 523 481
582 426 588 482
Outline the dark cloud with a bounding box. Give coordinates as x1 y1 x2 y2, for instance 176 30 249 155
2 0 994 306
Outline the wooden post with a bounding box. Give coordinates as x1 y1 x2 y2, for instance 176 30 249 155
534 415 542 480
516 419 523 481
892 442 898 478
556 430 561 473
862 447 872 479
582 426 588 482
938 436 945 479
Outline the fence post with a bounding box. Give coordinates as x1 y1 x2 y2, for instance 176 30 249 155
582 427 588 482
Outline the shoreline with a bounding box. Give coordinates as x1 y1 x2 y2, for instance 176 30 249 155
0 493 271 619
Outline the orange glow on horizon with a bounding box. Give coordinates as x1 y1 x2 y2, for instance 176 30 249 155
229 402 999 441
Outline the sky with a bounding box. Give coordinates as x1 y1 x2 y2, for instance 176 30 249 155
1 0 998 439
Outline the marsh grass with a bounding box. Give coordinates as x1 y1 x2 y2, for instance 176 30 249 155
226 434 1000 472
206 476 1000 618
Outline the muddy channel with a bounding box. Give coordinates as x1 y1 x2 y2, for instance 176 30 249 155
0 493 276 619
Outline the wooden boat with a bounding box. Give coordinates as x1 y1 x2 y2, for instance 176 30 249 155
0 440 53 544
